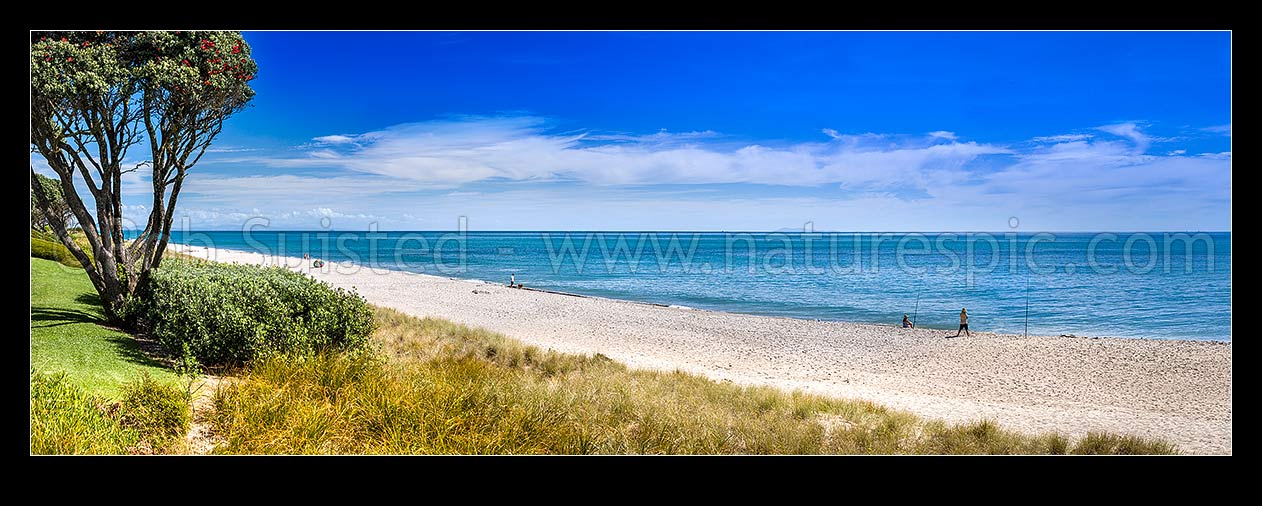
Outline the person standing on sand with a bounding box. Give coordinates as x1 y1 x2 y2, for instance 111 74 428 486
510 273 516 287
954 308 970 337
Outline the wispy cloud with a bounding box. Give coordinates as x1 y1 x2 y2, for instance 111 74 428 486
254 117 1008 189
928 131 958 140
1096 122 1153 154
1203 124 1232 136
586 129 719 143
1032 133 1093 143
312 134 358 144
204 146 262 153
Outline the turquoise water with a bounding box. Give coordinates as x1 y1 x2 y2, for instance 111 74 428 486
166 231 1231 341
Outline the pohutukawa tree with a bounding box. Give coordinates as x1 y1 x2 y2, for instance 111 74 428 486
31 31 257 325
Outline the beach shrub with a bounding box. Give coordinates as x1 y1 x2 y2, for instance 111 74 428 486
30 370 139 454
117 373 192 450
132 258 375 366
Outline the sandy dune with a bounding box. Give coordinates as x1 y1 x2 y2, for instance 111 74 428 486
174 244 1233 454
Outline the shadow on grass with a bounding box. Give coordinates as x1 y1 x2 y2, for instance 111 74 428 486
75 292 102 307
30 306 104 327
31 303 171 369
103 333 171 369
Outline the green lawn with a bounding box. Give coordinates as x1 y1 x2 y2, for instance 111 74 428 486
30 257 178 398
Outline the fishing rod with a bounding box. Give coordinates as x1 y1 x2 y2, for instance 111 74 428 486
1024 275 1030 338
913 277 921 327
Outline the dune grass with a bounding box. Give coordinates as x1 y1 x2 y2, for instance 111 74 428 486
30 370 194 455
30 257 178 398
30 370 141 455
210 306 1178 455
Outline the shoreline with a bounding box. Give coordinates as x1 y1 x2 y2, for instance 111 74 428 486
171 243 1233 454
170 242 1229 345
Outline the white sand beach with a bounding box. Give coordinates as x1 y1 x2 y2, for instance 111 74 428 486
174 244 1233 454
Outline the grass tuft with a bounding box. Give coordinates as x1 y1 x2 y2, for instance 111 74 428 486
30 370 139 455
1072 432 1180 455
118 372 192 452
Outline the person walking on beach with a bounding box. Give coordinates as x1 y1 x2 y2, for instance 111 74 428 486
902 314 914 329
954 308 971 337
510 273 516 287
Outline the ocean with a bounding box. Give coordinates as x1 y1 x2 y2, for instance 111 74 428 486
166 230 1231 341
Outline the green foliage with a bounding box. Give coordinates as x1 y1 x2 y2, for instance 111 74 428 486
31 173 72 230
30 229 93 268
30 370 139 455
133 258 376 367
30 228 55 242
117 373 192 450
31 258 178 398
31 237 81 268
31 31 256 112
210 306 1178 455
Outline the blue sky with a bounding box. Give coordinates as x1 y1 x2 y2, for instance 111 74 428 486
46 31 1232 231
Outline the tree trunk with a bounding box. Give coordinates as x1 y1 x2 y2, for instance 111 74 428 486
30 168 128 325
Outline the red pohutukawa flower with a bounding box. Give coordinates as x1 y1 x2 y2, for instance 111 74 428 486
66 57 73 62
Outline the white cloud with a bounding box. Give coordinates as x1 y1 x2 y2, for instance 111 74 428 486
586 130 718 143
312 134 357 144
1032 133 1093 142
1168 149 1187 156
204 146 261 153
1096 122 1152 154
928 131 958 140
255 117 1008 189
1203 124 1231 136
